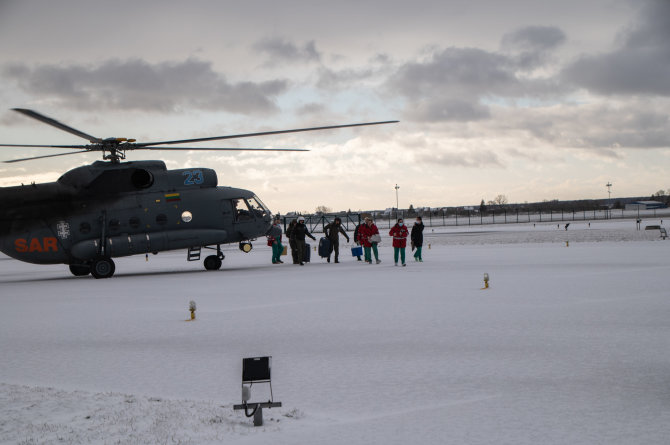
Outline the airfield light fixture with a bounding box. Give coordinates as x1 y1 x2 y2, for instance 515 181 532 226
395 184 400 217
483 273 490 289
189 300 196 320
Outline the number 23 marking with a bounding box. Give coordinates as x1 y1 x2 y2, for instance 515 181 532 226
183 170 204 185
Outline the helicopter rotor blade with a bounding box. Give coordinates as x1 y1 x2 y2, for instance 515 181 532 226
0 143 89 149
138 147 309 152
12 108 103 143
3 150 91 163
135 120 399 147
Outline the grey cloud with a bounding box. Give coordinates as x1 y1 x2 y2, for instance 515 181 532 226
316 66 376 90
501 26 566 53
390 47 517 97
501 26 566 69
253 38 321 64
386 47 522 122
315 53 395 90
404 99 491 123
295 102 327 116
2 58 288 115
623 0 670 49
415 148 503 168
385 34 575 124
510 102 670 150
369 53 393 65
562 0 670 96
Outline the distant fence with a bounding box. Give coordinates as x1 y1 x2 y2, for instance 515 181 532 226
283 208 670 233
372 207 670 229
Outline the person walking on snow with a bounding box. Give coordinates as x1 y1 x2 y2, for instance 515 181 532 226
359 217 381 264
324 217 350 263
266 217 284 264
389 218 409 266
411 216 424 262
286 218 299 264
293 216 316 265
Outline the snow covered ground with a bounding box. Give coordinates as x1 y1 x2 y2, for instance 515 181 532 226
1 220 670 444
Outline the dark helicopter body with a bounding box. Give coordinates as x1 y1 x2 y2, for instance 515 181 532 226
0 160 271 276
0 108 396 278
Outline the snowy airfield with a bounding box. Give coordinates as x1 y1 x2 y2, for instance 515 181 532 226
2 219 670 444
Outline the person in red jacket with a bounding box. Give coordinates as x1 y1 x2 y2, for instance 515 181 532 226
358 217 381 264
389 218 409 266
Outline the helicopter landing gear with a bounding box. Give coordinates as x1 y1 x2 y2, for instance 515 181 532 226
69 264 91 276
91 256 116 279
203 254 222 271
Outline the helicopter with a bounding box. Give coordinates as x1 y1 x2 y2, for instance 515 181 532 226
0 108 397 278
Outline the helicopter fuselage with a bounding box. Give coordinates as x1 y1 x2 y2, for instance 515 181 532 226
0 160 272 271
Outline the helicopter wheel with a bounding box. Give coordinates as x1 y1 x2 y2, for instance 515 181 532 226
204 255 222 271
69 264 91 276
91 256 116 279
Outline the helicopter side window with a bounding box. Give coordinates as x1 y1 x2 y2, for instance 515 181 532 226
232 199 252 222
246 196 270 218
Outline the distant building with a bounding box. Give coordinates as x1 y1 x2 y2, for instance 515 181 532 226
624 200 667 210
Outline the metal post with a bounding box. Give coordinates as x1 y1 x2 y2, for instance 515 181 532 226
606 182 612 219
254 407 263 426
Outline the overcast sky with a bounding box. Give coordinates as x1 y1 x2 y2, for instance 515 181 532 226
1 0 668 213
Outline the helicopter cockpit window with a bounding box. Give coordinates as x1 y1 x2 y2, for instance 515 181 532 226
233 199 252 222
246 196 270 219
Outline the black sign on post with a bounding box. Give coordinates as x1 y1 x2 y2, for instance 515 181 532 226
242 356 271 383
234 356 281 427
